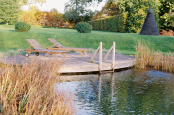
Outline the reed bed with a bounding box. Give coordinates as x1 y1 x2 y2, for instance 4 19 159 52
135 42 174 73
0 58 75 115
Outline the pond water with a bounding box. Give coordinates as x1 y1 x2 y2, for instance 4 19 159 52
56 69 174 115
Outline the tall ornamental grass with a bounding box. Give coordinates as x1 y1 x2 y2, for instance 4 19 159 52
135 42 174 73
0 59 75 115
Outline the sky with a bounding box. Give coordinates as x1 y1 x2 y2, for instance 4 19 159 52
21 0 106 14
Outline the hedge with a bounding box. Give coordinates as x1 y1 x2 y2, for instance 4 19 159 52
88 13 128 33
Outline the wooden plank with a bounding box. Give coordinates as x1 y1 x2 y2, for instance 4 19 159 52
59 59 136 73
0 53 136 73
26 39 44 50
24 49 69 53
48 38 64 48
47 47 88 51
89 45 100 63
48 38 89 56
104 46 113 60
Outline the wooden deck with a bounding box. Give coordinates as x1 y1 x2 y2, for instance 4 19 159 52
0 53 136 73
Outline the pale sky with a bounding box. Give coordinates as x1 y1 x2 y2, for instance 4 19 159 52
21 0 106 14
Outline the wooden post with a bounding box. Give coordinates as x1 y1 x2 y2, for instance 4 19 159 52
112 42 115 71
99 42 102 74
89 42 103 74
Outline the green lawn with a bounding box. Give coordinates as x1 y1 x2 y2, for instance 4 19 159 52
0 25 174 55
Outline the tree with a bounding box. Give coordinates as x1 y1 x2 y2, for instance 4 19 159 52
159 0 174 16
0 0 21 25
92 1 119 20
115 0 161 33
50 8 59 13
64 8 81 23
159 0 174 30
28 6 40 11
16 0 46 5
64 0 97 23
115 0 174 32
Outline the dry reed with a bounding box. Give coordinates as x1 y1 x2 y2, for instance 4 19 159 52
0 58 75 115
135 42 174 73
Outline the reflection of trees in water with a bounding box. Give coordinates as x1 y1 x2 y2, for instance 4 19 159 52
75 69 174 114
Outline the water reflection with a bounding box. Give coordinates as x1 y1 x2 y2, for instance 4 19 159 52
57 69 174 115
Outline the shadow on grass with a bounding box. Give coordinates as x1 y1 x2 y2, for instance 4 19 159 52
9 30 17 32
9 30 31 33
42 26 58 29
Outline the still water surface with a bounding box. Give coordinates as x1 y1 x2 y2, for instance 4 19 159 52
56 69 174 115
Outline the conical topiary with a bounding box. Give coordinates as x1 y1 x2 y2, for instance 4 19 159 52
140 5 159 35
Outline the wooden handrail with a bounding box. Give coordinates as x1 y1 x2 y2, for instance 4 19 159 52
90 42 115 73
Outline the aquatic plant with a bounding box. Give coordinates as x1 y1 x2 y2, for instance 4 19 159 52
0 59 75 115
135 42 174 73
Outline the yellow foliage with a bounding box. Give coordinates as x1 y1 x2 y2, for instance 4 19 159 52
21 11 76 28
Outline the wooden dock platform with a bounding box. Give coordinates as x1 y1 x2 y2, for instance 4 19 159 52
0 53 135 73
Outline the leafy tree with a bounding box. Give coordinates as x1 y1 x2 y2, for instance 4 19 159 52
0 0 21 25
28 6 40 11
50 8 59 13
159 0 174 30
64 8 80 23
64 0 102 23
16 0 46 5
115 0 161 33
90 0 173 32
115 0 174 32
92 1 119 20
159 0 174 16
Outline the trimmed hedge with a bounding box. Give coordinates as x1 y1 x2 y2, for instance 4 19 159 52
89 13 128 33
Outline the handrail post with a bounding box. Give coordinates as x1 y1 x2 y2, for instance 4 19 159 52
112 42 115 71
99 42 102 74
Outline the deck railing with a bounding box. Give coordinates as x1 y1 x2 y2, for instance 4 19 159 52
90 42 116 74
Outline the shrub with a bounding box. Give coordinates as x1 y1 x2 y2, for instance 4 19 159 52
76 22 92 33
160 29 174 36
15 22 31 32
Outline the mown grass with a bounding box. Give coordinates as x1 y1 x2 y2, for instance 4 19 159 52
0 24 174 55
0 58 76 115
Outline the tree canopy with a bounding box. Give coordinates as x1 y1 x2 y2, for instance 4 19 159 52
50 8 59 13
90 0 174 32
64 0 96 23
92 1 119 20
159 0 174 30
28 6 40 11
0 0 21 25
16 0 46 5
